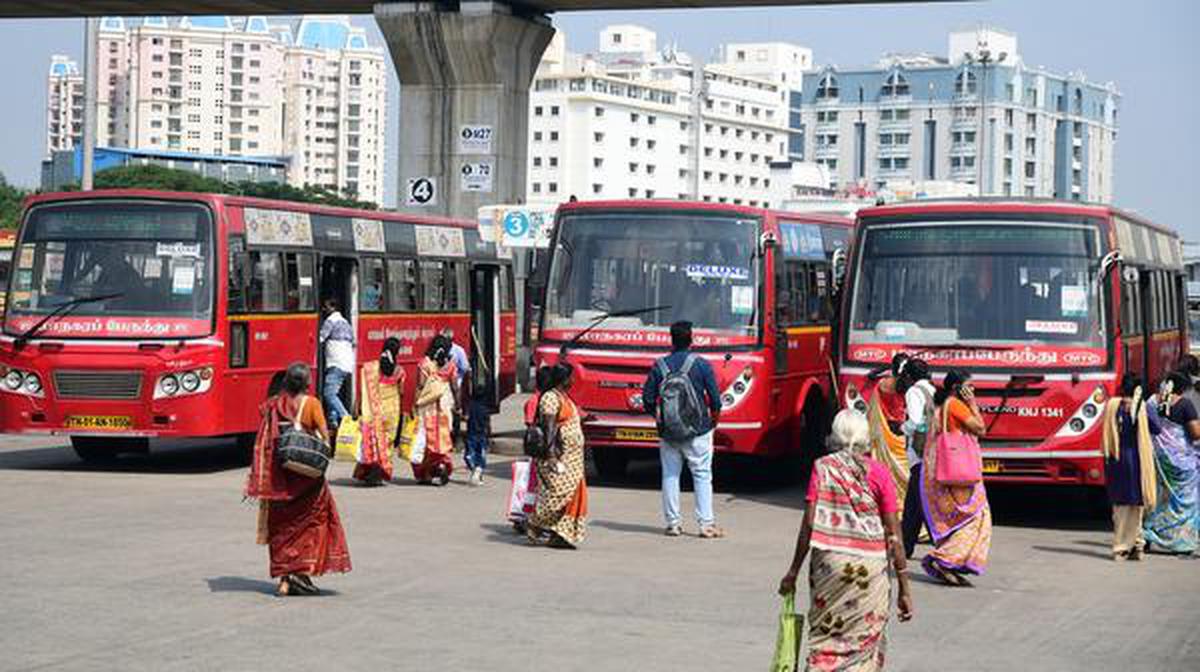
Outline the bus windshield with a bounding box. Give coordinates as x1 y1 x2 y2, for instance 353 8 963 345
4 201 215 339
849 222 1105 349
545 211 761 340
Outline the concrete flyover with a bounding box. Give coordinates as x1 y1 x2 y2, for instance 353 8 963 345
0 1 953 18
0 0 951 218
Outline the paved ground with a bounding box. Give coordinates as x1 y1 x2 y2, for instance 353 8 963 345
1 396 1198 672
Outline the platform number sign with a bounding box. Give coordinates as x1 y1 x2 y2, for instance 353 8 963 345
459 124 494 153
406 177 437 207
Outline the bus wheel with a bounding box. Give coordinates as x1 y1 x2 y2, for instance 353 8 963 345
592 447 629 482
71 437 137 463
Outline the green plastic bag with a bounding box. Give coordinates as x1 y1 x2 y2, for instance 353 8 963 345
771 592 804 672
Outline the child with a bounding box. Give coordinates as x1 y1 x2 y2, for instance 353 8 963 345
465 394 492 486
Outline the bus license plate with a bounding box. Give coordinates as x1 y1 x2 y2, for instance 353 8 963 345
614 428 658 442
982 460 1002 474
65 415 133 431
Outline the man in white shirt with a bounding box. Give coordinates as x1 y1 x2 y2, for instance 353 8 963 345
441 328 471 447
898 357 935 558
319 299 356 430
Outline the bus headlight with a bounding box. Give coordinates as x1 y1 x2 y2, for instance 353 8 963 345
180 371 201 393
1 368 45 397
23 374 42 395
721 366 754 410
1055 386 1107 438
159 374 180 397
155 367 214 399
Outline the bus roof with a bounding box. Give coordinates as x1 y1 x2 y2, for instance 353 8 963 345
21 189 475 229
557 199 853 228
857 198 1178 238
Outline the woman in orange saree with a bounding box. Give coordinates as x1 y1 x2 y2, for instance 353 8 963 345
527 363 589 549
411 335 457 486
245 363 351 596
353 337 406 485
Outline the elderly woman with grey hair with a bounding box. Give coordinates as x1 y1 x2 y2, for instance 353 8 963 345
779 410 913 671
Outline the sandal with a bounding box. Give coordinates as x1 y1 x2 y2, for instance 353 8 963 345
922 556 962 586
291 574 319 595
699 525 726 539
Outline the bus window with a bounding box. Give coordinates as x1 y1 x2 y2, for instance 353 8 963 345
228 241 248 314
446 262 469 311
283 252 315 312
386 259 418 312
1121 278 1141 336
420 260 445 311
248 251 284 312
360 257 385 312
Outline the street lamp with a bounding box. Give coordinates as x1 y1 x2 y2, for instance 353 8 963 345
966 45 1007 196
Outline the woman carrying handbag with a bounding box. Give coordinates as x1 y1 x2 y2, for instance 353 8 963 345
918 369 992 587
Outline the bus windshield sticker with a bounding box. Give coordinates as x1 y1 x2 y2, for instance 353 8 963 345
144 258 163 279
299 276 313 287
415 225 466 258
686 264 749 281
245 208 314 247
731 285 755 315
1025 320 1078 335
352 218 386 253
172 264 196 295
780 223 825 260
156 242 201 258
1061 286 1088 317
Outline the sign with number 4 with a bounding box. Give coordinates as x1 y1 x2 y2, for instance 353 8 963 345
406 177 437 206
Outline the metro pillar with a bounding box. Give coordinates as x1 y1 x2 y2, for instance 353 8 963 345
374 1 555 219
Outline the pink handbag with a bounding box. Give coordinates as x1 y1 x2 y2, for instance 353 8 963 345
935 403 983 485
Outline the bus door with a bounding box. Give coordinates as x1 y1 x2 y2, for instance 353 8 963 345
470 264 500 412
320 255 359 414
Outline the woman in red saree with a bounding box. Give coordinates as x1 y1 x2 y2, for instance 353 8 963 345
411 335 457 486
246 363 351 596
353 337 406 485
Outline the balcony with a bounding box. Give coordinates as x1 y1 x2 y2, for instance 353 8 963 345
877 145 911 158
814 145 839 159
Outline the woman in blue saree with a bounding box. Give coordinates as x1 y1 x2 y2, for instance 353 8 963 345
1144 372 1200 555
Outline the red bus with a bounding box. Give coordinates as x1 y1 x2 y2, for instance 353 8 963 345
838 199 1186 487
0 190 516 461
532 200 853 479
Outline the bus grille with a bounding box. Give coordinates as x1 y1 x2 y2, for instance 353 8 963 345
53 371 143 400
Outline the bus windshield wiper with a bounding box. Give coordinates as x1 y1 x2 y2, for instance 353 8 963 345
559 305 671 357
14 292 124 350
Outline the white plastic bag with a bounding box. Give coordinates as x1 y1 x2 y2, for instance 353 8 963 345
506 459 538 523
409 421 427 465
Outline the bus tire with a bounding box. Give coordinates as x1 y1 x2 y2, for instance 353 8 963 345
592 447 629 482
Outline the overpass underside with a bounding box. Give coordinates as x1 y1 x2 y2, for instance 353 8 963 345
0 1 949 18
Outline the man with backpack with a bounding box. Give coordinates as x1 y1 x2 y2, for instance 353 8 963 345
642 321 725 539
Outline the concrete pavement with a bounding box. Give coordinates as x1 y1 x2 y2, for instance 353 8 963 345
0 405 1197 671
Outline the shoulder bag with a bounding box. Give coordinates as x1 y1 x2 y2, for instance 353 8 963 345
277 395 334 479
934 401 982 486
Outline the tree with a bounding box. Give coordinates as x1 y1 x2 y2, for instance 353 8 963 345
0 173 32 230
73 164 378 211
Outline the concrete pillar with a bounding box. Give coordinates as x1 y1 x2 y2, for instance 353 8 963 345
375 1 555 220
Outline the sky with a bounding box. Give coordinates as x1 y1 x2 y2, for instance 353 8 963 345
0 0 1195 238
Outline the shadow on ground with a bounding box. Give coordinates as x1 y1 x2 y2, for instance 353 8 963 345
0 438 249 474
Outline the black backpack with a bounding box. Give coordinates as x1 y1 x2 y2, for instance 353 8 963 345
655 353 707 442
523 396 561 460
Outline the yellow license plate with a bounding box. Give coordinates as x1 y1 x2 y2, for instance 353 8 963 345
614 428 659 442
65 415 133 431
982 459 1003 474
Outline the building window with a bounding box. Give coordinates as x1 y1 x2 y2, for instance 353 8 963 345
593 184 603 194
534 131 543 142
594 132 604 143
533 157 542 167
593 157 603 168
816 73 838 99
549 131 559 142
955 70 978 96
548 182 558 194
594 106 604 117
534 106 543 116
880 71 909 97
551 105 560 116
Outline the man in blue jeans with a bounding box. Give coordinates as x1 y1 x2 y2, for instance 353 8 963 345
319 299 355 432
642 321 725 539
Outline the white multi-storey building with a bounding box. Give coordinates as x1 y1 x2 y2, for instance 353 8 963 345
527 26 822 208
46 56 84 154
45 15 387 204
797 27 1119 202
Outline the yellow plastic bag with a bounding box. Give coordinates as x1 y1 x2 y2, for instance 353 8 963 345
334 416 363 462
397 415 419 462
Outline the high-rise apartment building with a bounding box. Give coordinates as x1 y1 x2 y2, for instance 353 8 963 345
527 27 823 208
46 55 84 155
45 15 387 204
796 27 1119 202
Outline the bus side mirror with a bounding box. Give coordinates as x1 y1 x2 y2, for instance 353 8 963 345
831 248 848 291
1096 251 1122 287
760 231 778 253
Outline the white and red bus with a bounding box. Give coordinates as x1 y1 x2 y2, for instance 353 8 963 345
839 199 1186 487
0 190 516 461
532 200 853 479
